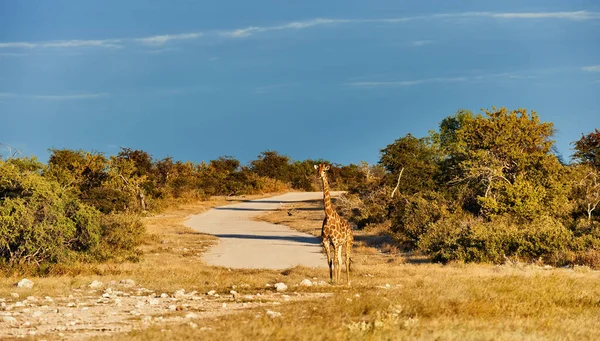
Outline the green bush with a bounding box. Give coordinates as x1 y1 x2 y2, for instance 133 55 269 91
419 215 574 264
0 159 145 267
94 214 145 262
389 191 448 248
0 159 101 265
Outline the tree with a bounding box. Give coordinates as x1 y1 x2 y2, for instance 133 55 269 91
379 134 439 195
572 129 600 170
440 107 564 219
117 148 153 177
571 164 600 222
250 150 291 182
47 149 108 193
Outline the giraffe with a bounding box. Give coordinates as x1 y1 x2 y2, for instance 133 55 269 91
314 163 353 284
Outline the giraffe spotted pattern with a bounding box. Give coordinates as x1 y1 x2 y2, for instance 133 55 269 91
315 163 353 284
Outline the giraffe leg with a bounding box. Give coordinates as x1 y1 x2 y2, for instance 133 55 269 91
336 245 343 284
323 240 333 282
345 238 352 285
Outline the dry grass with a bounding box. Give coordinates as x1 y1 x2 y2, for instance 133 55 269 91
102 263 600 341
0 193 295 299
5 194 600 340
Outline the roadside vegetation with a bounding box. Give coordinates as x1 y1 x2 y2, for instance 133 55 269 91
0 146 362 273
1 106 600 339
337 107 600 268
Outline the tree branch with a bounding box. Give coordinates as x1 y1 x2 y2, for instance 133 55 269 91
390 167 404 199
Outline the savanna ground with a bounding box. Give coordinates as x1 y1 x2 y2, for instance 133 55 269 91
2 194 600 340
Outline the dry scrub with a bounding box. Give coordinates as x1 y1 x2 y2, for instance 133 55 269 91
3 195 600 340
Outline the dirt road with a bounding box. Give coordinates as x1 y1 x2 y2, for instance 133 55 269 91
185 192 339 269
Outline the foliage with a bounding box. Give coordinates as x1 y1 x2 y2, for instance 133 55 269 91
344 106 600 266
419 215 573 264
572 128 600 170
0 158 144 266
379 134 439 195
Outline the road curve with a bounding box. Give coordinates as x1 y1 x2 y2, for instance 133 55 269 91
185 192 335 269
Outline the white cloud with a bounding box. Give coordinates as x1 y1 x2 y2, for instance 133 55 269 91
346 71 548 88
347 77 468 88
29 93 109 100
582 65 600 72
221 18 350 38
136 33 202 46
1 11 598 49
0 92 109 100
42 39 122 48
473 11 600 20
0 39 122 49
0 42 36 49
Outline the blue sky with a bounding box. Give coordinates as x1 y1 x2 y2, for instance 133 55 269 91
1 1 599 165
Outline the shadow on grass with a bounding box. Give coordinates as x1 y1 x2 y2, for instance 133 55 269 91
354 233 429 264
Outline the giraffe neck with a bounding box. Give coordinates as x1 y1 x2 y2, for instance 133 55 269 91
321 174 334 217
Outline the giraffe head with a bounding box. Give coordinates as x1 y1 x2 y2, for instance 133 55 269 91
314 163 330 179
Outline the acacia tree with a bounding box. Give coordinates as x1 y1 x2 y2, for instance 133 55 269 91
440 107 565 219
379 133 439 195
250 150 291 182
572 129 600 170
577 167 600 221
571 129 600 222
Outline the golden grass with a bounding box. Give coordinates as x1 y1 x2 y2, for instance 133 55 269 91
102 263 600 341
5 194 600 340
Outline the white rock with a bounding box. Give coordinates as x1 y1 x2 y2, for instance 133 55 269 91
282 295 290 301
173 289 186 298
26 296 37 301
168 305 177 311
32 311 43 318
314 280 329 287
15 301 25 307
185 312 199 319
222 303 227 309
148 298 160 305
266 310 282 318
300 279 313 287
44 296 53 302
10 293 19 298
87 281 101 289
274 282 288 292
230 290 238 297
2 316 17 324
188 322 198 329
17 278 34 289
206 290 216 296
160 293 169 298
120 279 136 287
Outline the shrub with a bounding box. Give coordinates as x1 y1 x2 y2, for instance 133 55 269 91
94 214 145 262
388 191 448 248
0 159 145 267
419 215 574 264
0 159 101 265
